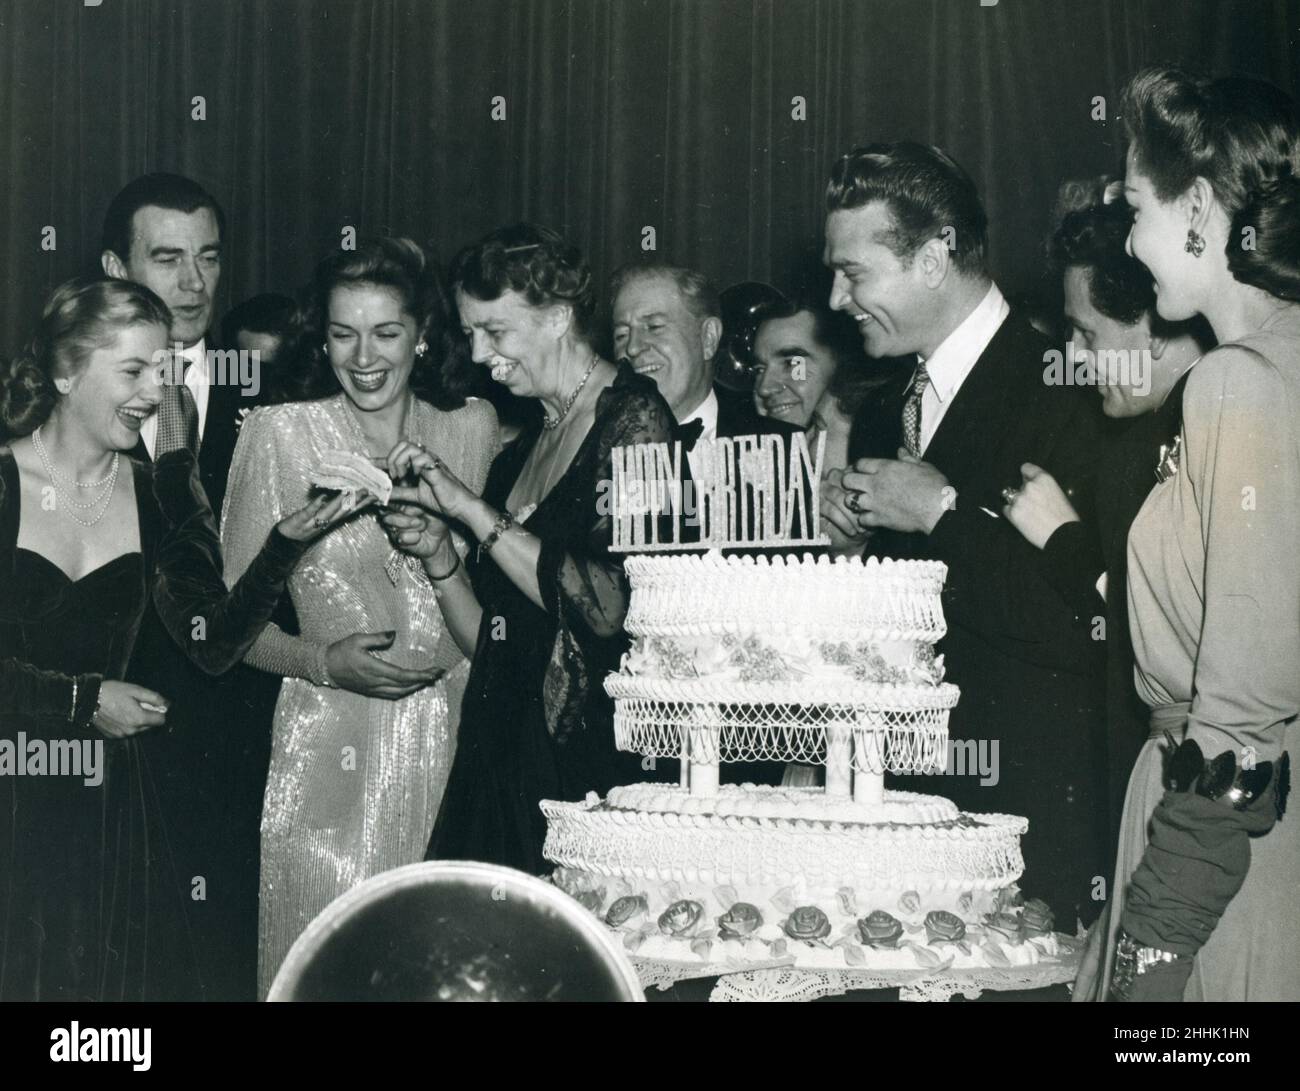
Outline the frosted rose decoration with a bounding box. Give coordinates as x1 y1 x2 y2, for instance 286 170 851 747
857 910 904 948
783 906 832 942
897 890 922 915
658 899 705 937
923 909 966 944
985 911 1026 946
717 902 764 939
573 888 604 914
993 884 1024 914
605 895 648 927
1022 898 1054 937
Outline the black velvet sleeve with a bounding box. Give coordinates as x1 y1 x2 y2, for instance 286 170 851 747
926 383 1106 667
0 658 102 729
1038 519 1107 624
149 450 308 676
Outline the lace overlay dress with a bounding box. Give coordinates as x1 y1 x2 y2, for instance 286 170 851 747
425 363 675 875
220 394 498 996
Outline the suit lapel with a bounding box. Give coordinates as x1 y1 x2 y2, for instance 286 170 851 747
920 315 1023 482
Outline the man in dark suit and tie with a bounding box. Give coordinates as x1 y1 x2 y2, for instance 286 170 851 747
819 144 1108 930
102 172 263 998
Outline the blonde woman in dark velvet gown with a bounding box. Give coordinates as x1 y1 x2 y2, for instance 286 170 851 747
0 278 356 1000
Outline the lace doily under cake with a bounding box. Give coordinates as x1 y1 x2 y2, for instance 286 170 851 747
633 934 1081 1002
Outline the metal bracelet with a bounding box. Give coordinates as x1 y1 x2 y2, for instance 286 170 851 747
477 509 516 563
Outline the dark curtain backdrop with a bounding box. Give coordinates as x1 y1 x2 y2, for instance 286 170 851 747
2 0 1299 355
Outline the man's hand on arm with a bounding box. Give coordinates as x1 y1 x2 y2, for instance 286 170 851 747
841 449 954 536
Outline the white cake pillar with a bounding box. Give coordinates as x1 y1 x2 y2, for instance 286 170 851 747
852 714 886 807
687 704 720 798
824 721 853 798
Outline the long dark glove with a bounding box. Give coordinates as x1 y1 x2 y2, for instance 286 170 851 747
1112 737 1288 1001
150 450 308 676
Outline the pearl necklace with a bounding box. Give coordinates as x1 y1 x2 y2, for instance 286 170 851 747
542 357 599 430
32 426 120 527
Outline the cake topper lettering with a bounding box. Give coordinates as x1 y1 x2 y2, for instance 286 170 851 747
610 431 830 552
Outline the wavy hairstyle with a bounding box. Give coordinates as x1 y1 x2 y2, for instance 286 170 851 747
282 237 473 410
0 277 170 439
449 223 597 341
1121 65 1300 301
826 142 989 276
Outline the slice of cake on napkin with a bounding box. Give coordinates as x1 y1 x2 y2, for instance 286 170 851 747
309 449 393 507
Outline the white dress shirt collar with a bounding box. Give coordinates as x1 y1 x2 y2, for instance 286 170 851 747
681 388 720 482
919 282 1009 405
915 283 1010 453
681 387 720 440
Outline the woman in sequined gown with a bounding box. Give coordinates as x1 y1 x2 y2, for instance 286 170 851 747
220 240 497 996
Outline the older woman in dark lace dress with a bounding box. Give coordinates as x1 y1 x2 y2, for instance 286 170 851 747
380 224 676 874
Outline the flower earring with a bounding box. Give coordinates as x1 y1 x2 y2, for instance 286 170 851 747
1184 228 1206 257
54 377 72 395
415 341 428 357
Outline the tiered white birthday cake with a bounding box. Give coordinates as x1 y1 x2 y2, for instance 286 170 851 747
543 433 1056 973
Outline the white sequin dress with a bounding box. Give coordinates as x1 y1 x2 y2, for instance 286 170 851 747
220 394 498 997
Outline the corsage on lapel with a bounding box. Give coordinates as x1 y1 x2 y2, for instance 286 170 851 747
1155 434 1182 484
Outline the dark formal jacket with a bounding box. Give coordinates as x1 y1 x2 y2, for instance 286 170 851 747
1034 372 1189 875
123 338 266 999
850 310 1109 927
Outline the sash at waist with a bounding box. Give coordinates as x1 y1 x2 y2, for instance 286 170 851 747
1147 701 1191 741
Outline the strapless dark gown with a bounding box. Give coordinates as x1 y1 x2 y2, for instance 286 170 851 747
0 447 308 1000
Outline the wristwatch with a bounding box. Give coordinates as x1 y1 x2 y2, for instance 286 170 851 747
1110 928 1186 1000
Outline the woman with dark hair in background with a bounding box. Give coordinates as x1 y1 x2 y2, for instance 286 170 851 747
0 277 354 1000
219 238 498 996
1088 67 1299 1001
379 223 676 875
998 181 1211 999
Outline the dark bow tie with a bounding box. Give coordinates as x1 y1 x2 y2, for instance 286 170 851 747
675 417 706 451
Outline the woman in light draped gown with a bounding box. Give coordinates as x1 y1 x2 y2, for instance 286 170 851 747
220 239 497 996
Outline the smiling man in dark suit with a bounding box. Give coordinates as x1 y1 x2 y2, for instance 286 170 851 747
102 172 263 999
820 143 1108 930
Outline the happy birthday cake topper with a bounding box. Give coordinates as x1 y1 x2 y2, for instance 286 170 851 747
610 430 830 552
